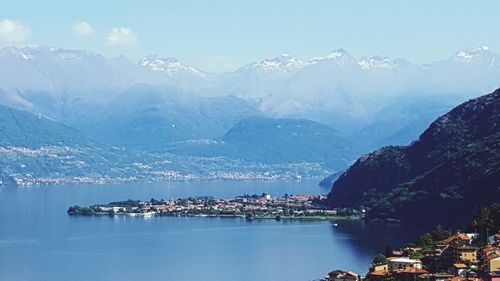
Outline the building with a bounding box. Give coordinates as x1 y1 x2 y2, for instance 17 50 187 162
450 263 468 276
371 263 389 272
393 266 428 281
452 246 478 263
388 257 423 271
367 270 392 281
443 233 473 246
487 256 500 272
327 270 360 281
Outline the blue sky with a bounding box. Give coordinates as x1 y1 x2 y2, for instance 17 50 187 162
1 0 499 72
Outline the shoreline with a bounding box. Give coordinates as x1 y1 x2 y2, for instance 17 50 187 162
69 212 362 221
67 194 366 222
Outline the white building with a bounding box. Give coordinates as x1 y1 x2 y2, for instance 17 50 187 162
387 257 422 271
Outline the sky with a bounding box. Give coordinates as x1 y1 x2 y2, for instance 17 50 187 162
1 0 499 72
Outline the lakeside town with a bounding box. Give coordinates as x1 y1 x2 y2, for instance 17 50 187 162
67 193 365 220
319 204 500 281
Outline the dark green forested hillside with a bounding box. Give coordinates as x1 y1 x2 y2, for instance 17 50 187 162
327 88 500 227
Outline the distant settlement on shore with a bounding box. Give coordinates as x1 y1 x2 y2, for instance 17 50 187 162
67 193 365 220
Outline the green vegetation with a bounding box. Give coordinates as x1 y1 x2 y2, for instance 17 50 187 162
328 90 500 227
468 202 500 243
372 254 387 265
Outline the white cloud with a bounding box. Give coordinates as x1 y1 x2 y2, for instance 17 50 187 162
0 19 30 43
105 27 138 46
73 21 94 36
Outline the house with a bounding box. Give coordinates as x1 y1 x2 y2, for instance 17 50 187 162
443 233 472 246
466 233 480 241
450 263 468 276
393 266 428 281
371 263 389 272
327 270 360 281
388 257 423 271
367 270 392 281
452 245 478 263
487 256 500 272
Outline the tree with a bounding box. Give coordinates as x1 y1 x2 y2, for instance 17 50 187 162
419 233 434 249
409 252 424 260
431 225 450 241
373 254 387 265
384 245 394 257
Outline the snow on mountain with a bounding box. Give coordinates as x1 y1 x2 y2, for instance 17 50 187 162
358 56 401 70
309 49 356 67
139 54 206 77
1 45 500 139
455 46 493 62
242 53 307 74
421 46 500 96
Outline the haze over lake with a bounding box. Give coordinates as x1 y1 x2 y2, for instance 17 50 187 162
0 180 421 281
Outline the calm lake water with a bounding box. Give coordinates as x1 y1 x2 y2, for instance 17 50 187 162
0 180 421 281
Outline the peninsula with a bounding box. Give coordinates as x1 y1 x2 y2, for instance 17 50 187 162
67 193 365 220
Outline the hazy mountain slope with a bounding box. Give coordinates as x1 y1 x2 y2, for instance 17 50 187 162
327 89 500 227
350 95 461 150
166 116 356 170
0 104 135 184
73 84 260 149
221 117 353 166
0 104 91 147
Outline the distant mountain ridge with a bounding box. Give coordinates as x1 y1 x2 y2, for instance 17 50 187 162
0 45 499 179
327 89 500 227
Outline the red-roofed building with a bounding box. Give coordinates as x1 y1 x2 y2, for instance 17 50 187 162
393 266 428 281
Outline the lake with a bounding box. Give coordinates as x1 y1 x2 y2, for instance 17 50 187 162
0 180 421 281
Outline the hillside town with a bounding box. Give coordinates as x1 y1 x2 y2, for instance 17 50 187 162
320 231 500 281
67 193 365 220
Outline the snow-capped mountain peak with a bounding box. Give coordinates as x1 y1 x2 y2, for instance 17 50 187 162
310 49 354 66
358 56 399 70
325 49 350 60
245 53 306 73
455 46 491 61
139 54 205 77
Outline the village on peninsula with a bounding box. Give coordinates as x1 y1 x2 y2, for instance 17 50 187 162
67 193 365 220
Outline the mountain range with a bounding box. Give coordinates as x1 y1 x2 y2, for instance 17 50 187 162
0 45 499 185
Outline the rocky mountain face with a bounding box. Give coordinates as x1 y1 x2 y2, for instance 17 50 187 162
327 89 500 227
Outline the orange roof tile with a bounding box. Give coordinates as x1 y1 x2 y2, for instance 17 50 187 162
368 270 391 277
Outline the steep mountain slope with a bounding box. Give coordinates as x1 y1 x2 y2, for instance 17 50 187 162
327 89 500 227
